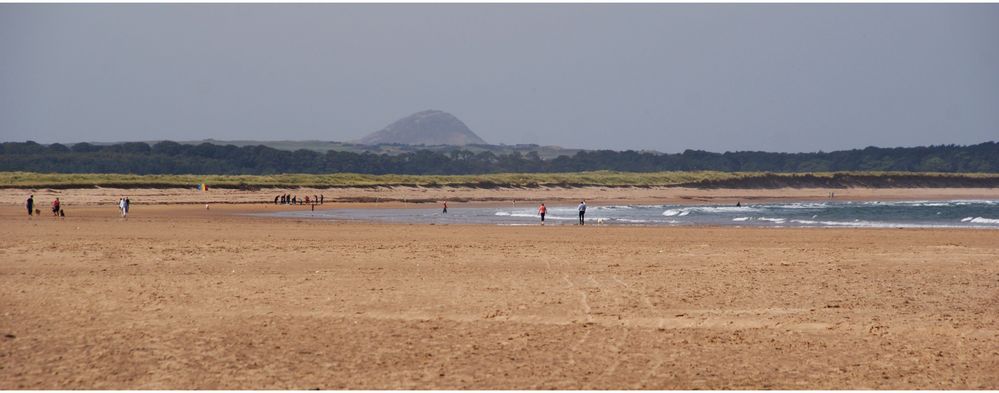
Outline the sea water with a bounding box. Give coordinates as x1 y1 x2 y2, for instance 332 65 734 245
266 200 999 228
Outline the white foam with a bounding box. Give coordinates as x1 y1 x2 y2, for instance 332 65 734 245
953 199 998 205
757 217 787 223
788 219 984 229
969 217 999 225
613 218 650 223
596 205 633 210
663 206 758 216
791 219 893 228
732 217 750 222
961 217 974 222
858 200 999 208
697 206 763 213
777 202 829 209
662 209 692 217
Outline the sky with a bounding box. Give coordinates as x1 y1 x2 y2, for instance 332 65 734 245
1 4 997 153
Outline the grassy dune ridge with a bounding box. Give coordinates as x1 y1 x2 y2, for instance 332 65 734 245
3 171 999 189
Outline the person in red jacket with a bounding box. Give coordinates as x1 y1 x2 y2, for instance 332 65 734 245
538 203 547 224
51 198 61 216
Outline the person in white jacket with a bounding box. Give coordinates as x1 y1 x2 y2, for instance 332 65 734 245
119 197 127 218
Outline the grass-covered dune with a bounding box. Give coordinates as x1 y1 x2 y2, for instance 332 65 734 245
3 171 999 190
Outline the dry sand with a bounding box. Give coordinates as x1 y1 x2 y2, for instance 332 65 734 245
1 189 998 389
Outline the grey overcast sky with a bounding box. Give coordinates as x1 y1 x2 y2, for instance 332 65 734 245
1 4 997 153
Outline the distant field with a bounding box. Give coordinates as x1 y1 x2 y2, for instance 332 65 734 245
108 139 586 160
0 171 744 188
3 171 999 189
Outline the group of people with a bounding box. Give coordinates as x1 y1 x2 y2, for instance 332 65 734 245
25 195 63 217
536 200 587 225
275 194 324 205
118 197 131 218
24 194 126 219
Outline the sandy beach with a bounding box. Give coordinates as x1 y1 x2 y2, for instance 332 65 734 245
3 185 999 207
2 189 998 389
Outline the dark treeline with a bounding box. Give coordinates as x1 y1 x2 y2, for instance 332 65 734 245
1 140 997 174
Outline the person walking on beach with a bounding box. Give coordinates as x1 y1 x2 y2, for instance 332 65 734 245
577 200 587 225
119 197 127 218
442 201 448 214
26 195 34 217
125 197 130 215
52 198 61 217
538 203 547 224
320 194 324 205
274 195 280 204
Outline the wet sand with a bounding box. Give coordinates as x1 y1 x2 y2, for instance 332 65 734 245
1 197 998 389
3 185 998 208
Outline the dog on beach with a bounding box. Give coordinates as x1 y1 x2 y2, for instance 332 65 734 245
34 208 41 215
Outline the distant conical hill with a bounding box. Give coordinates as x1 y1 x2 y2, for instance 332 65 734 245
356 110 487 146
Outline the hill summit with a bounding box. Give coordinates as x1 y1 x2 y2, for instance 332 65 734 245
356 110 487 146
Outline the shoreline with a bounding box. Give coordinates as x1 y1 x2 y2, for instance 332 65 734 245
3 186 998 210
5 195 997 231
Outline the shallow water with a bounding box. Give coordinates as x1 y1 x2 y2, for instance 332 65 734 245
265 200 999 228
